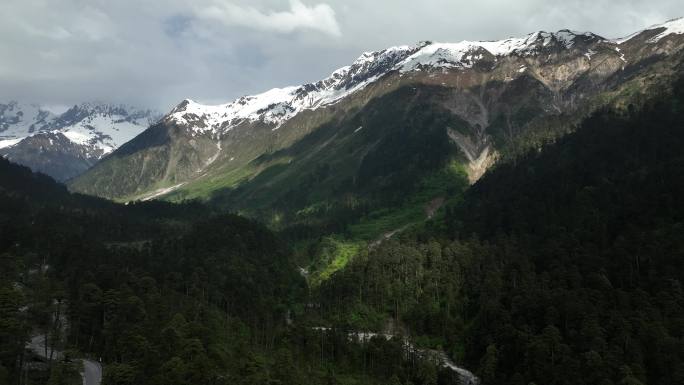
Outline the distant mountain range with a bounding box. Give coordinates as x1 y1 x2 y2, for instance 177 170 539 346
0 102 158 181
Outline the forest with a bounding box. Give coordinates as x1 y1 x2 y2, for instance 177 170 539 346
0 154 460 384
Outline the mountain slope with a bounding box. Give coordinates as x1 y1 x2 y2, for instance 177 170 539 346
453 72 684 385
316 67 684 385
70 19 684 218
0 102 158 181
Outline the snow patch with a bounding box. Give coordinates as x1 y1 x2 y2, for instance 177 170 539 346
0 138 22 149
648 17 684 42
584 49 596 60
615 47 627 69
614 17 684 44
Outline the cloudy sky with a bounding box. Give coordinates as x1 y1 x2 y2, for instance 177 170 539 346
1 0 681 112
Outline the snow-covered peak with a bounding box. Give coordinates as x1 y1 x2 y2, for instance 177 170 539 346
480 29 598 53
166 22 677 136
398 42 489 72
52 104 158 155
170 88 300 134
397 30 601 72
0 102 158 156
614 17 684 44
54 103 157 127
168 44 422 134
0 102 56 141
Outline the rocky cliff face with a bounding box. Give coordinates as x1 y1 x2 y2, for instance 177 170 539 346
69 19 684 205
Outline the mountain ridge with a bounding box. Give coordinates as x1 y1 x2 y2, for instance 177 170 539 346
165 17 683 135
70 18 684 215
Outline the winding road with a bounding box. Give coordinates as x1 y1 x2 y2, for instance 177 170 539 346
81 359 102 385
27 335 102 385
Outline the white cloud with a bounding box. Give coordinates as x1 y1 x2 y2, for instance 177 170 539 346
195 0 341 36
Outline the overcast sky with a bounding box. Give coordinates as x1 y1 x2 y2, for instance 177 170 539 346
0 0 681 112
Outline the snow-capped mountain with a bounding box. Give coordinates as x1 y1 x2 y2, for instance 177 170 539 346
71 18 684 202
0 102 157 155
0 102 158 180
167 18 684 136
0 102 57 148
